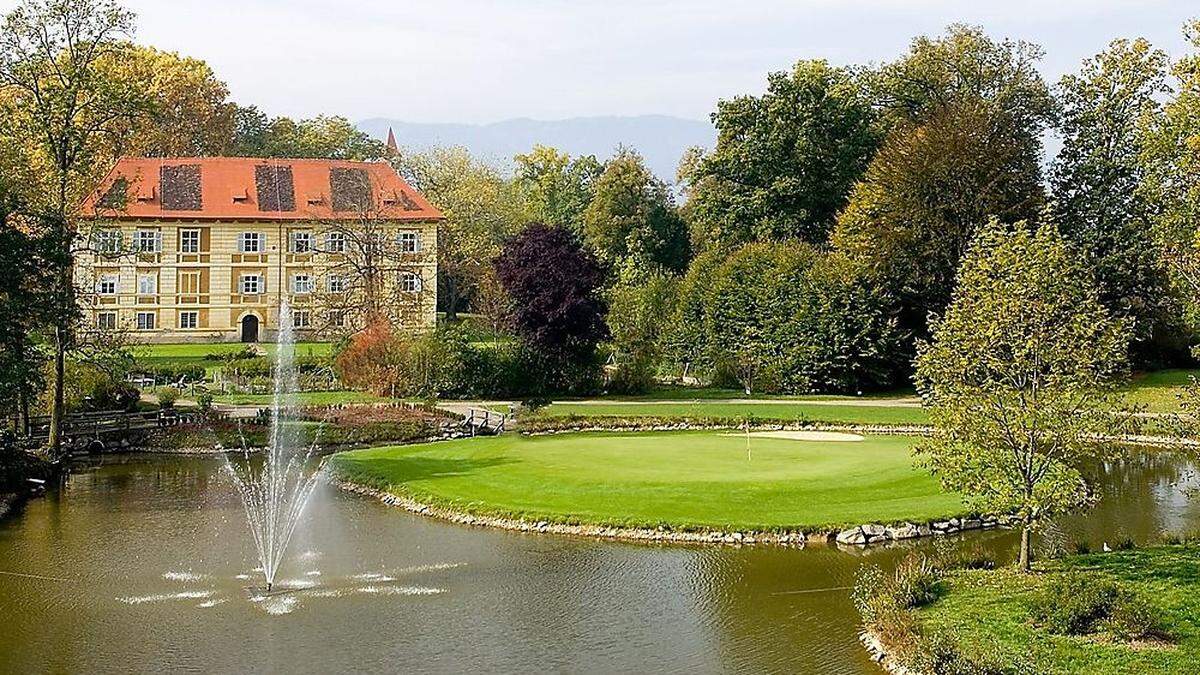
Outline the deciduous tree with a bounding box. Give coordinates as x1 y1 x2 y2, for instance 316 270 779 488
0 0 149 455
396 147 527 319
514 145 602 233
1052 38 1175 358
495 223 607 392
685 60 879 248
914 220 1134 572
582 148 689 279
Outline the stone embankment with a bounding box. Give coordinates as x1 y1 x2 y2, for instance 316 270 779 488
334 479 1008 548
860 630 919 675
833 515 1010 546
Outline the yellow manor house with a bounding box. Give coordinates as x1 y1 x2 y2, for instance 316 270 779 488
77 156 442 343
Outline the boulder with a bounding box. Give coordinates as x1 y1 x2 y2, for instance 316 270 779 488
836 527 867 546
962 518 983 531
887 523 921 540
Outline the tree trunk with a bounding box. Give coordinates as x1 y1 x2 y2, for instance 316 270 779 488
1019 525 1032 572
47 324 66 458
443 275 460 322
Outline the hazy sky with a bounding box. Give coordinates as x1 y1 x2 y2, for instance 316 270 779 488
3 0 1196 123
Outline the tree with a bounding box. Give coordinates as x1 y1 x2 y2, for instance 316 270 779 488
685 59 879 248
396 147 527 319
0 183 48 433
872 24 1056 135
495 223 607 392
832 25 1054 336
605 272 679 391
308 205 435 337
103 44 236 156
831 98 1044 334
582 148 689 279
914 220 1134 572
231 107 386 160
0 0 148 456
514 145 602 233
1052 38 1176 359
1141 21 1200 330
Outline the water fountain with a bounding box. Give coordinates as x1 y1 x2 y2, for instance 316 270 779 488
225 300 324 591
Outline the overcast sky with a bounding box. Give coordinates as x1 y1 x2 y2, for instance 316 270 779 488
3 0 1196 123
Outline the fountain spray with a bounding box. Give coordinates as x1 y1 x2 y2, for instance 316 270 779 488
226 299 325 591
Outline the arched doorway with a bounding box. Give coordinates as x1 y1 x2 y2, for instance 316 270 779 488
240 314 259 343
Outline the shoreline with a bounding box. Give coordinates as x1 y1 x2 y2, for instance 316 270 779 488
332 477 1008 548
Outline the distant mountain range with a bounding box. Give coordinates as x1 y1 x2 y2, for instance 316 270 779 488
357 115 716 182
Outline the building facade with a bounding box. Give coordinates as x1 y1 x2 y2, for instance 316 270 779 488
78 157 441 343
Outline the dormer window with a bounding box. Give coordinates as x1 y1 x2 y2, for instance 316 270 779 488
232 188 250 203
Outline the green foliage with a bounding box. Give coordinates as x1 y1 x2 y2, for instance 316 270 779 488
156 386 179 409
195 392 213 415
1030 572 1165 641
1141 21 1200 332
514 145 602 233
915 220 1134 569
832 24 1053 335
133 361 205 383
582 148 689 277
606 272 679 392
231 107 385 159
1053 38 1178 359
395 146 528 317
663 244 905 394
685 59 879 248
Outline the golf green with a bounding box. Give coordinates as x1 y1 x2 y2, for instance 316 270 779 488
332 431 962 531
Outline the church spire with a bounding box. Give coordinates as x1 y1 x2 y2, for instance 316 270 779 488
386 127 399 155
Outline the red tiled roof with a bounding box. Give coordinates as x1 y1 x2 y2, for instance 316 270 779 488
82 157 443 221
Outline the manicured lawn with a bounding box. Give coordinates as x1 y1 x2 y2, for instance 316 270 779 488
332 431 962 531
132 341 333 365
565 384 918 402
915 545 1200 673
539 401 930 426
211 389 386 406
1123 369 1198 413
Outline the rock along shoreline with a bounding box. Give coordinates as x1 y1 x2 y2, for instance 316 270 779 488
332 478 1011 548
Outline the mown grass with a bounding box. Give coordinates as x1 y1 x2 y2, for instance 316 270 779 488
331 431 962 531
1123 369 1199 413
914 545 1200 673
210 389 387 406
131 341 333 365
538 402 930 426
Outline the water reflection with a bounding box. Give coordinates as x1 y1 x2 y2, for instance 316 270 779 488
0 450 1196 674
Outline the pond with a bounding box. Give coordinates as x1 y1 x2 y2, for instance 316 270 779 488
1 451 1197 674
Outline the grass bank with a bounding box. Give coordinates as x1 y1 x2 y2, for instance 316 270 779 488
331 431 961 532
903 545 1200 673
536 401 930 426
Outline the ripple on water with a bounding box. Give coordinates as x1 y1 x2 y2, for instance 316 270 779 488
163 571 207 582
119 591 214 605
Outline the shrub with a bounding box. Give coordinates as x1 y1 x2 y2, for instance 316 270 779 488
911 632 1033 675
136 362 205 384
1031 572 1122 635
1105 590 1166 641
196 393 214 415
157 387 180 409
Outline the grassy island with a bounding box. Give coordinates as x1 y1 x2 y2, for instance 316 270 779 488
884 545 1200 673
331 431 961 531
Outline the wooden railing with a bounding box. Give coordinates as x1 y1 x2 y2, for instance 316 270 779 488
463 409 507 435
23 409 199 443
